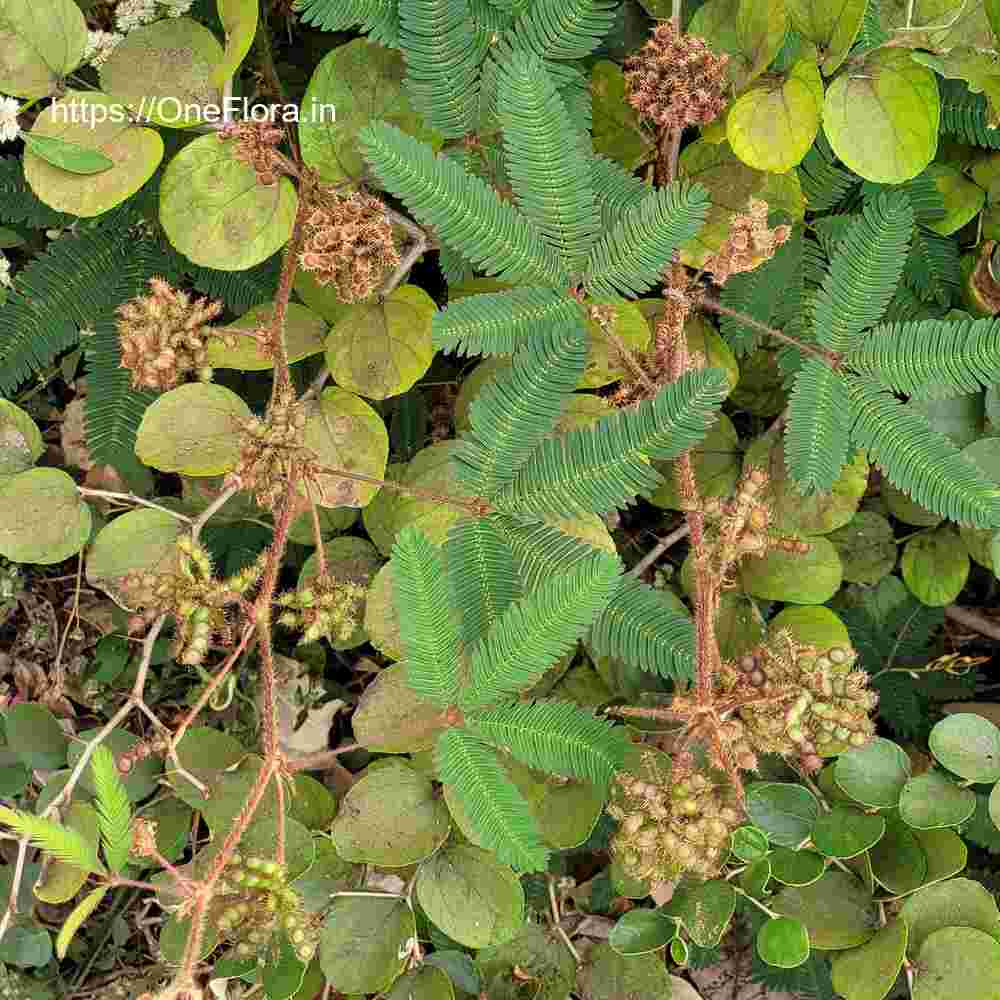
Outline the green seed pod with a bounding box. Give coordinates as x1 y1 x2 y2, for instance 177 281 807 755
834 726 851 741
828 647 849 664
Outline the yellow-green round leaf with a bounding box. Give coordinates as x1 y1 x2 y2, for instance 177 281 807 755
0 467 92 564
902 527 970 606
900 877 1000 955
834 738 911 809
325 284 435 399
293 268 354 325
679 139 805 267
924 163 986 236
832 918 907 1000
365 562 402 660
213 0 258 87
300 387 389 508
787 0 865 75
99 18 223 129
416 844 524 949
728 58 823 172
689 0 789 91
160 133 297 270
823 48 939 183
135 383 251 476
352 662 445 752
811 806 885 859
0 400 42 477
913 927 1000 1000
385 966 455 1000
0 0 87 98
580 297 651 388
86 508 183 599
23 92 163 217
928 712 1000 783
740 535 843 603
300 38 442 184
208 302 327 370
768 605 851 650
883 479 943 527
828 511 897 584
757 917 810 969
651 413 741 509
34 802 99 904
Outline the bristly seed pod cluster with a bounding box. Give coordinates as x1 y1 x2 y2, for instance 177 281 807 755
609 753 743 883
298 188 400 303
118 535 265 666
276 574 366 644
220 120 287 187
702 198 792 285
118 277 227 391
720 630 877 773
212 853 318 965
623 21 729 131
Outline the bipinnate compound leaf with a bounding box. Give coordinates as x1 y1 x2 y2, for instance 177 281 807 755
928 713 1000 783
727 58 823 172
746 782 821 847
99 18 223 128
898 770 976 830
913 927 1000 1000
352 662 446 752
385 966 454 1000
663 880 736 948
900 878 1000 954
319 895 415 995
330 760 450 865
739 535 843 603
787 0 865 74
772 871 878 950
607 909 676 955
757 917 810 969
823 48 939 183
812 807 885 859
23 92 163 217
0 400 42 477
0 468 91 564
835 738 911 809
902 529 970 606
300 387 389 508
831 918 907 1000
578 941 673 1000
325 285 436 399
0 0 87 98
209 302 328 370
213 0 258 87
160 133 297 270
415 844 524 949
300 38 441 185
86 508 183 599
135 383 251 476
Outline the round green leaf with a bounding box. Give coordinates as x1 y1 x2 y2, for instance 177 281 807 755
208 302 327 370
740 858 773 898
757 917 810 969
580 297 651 389
213 0 258 87
135 383 251 476
0 400 42 477
923 163 986 236
883 479 943 527
831 918 907 1000
0 468 91 564
0 0 87 98
287 773 338 831
768 605 852 651
728 58 823 172
746 782 821 847
330 760 450 866
914 827 967 888
769 847 826 887
364 562 402 660
740 536 843 603
902 528 970 607
4 704 68 769
86 508 183 599
289 503 356 545
835 738 912 809
292 837 362 913
663 880 736 948
670 937 690 967
731 825 770 863
828 512 898 585
160 133 297 270
929 712 1000 782
991 780 1000 832
352 662 445 752
578 941 673 999
823 48 939 183
300 386 389 508
319 895 415 995
787 0 865 75
324 285 435 400
869 815 927 896
900 878 1000 954
716 591 766 660
899 770 977 830
385 966 454 1000
416 844 524 949
476 923 576 1000
607 909 676 956
651 413 741 509
914 926 1000 1000
812 807 886 859
99 18 222 128
688 0 788 90
300 38 442 184
772 871 878 950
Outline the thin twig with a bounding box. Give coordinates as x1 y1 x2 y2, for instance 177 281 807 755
77 489 193 524
286 744 361 773
629 522 691 578
945 604 1000 642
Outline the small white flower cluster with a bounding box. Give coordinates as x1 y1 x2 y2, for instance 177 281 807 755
0 252 12 289
0 95 20 144
114 0 157 32
84 29 125 68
